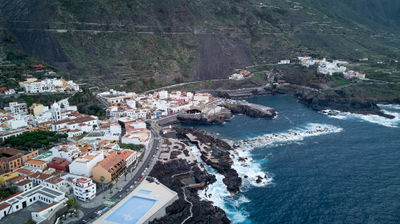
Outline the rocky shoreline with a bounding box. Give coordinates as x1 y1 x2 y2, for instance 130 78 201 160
207 84 396 119
149 159 230 224
294 89 396 119
175 127 242 194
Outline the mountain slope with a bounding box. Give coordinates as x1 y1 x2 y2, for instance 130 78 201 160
0 0 399 90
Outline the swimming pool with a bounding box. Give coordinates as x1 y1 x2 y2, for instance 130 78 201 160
105 196 157 224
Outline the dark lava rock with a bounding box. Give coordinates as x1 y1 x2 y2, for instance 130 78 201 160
149 159 230 224
175 127 242 194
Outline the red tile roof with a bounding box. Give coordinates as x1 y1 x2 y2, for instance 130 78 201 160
0 202 11 210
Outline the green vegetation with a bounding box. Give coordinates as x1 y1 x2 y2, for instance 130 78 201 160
119 144 144 151
21 93 71 106
2 131 68 150
0 186 17 200
69 88 106 118
24 220 36 224
328 73 351 87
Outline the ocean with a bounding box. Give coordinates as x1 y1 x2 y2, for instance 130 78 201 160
188 95 400 224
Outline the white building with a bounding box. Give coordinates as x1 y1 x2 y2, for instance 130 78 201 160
50 144 83 162
23 78 79 94
69 152 104 177
5 102 28 115
71 177 96 201
51 115 99 133
6 117 28 129
0 185 66 221
158 90 169 100
278 59 291 65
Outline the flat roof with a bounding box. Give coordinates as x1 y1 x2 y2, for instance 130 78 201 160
95 178 177 224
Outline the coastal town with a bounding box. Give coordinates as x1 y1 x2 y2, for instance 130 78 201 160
0 55 389 224
0 70 240 223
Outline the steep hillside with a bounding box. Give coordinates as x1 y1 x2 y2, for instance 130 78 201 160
0 0 399 90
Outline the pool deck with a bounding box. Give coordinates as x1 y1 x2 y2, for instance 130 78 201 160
95 178 178 224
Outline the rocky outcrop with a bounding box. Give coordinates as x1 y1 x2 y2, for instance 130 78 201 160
149 159 230 224
177 106 232 124
295 89 396 119
222 101 276 118
176 127 242 194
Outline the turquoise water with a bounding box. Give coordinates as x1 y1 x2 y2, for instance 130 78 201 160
105 196 157 224
190 95 400 224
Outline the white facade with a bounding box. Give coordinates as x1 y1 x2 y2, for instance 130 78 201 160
50 144 82 162
0 185 66 221
159 90 169 100
278 59 291 64
71 177 96 201
5 102 28 115
23 78 79 94
69 152 104 177
6 118 28 129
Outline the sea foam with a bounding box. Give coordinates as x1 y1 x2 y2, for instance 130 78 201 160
191 145 250 223
322 104 400 128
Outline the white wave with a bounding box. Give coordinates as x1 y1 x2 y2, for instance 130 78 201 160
236 123 343 150
230 145 273 188
378 104 400 110
322 109 400 128
191 145 250 223
227 123 342 187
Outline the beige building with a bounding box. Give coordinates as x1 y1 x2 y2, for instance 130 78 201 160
92 153 126 183
29 103 46 116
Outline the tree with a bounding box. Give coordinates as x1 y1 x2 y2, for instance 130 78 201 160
124 172 128 181
66 198 75 207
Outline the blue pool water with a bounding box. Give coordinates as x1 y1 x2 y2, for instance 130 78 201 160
138 189 152 195
187 95 400 223
105 196 157 224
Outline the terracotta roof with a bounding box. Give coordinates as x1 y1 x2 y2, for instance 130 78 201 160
37 173 52 180
16 179 31 186
0 202 11 210
45 175 63 185
53 116 95 125
96 153 125 171
7 176 26 183
120 150 135 160
25 159 46 165
16 168 35 176
35 202 59 213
